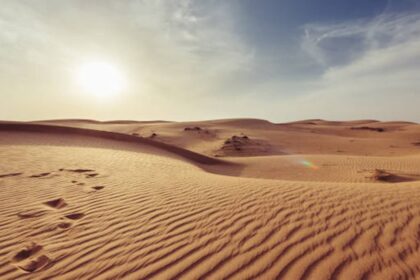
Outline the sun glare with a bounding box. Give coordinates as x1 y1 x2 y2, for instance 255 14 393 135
76 61 126 97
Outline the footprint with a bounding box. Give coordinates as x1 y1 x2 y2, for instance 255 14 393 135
86 173 99 178
65 213 85 220
66 169 94 173
17 209 48 219
12 243 43 262
0 172 23 178
92 186 104 191
30 172 51 178
17 255 51 273
12 243 52 273
57 222 72 229
43 198 67 209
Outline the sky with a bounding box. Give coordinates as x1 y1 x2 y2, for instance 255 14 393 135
1 0 420 122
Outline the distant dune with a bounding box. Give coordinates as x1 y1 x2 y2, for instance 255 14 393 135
1 119 420 279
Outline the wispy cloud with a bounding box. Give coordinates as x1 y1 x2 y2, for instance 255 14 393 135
294 12 420 120
301 12 420 67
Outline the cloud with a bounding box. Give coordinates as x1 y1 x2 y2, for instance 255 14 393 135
301 13 420 67
295 12 420 121
0 1 252 87
0 0 256 120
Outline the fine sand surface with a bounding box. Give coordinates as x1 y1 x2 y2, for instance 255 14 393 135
1 119 420 279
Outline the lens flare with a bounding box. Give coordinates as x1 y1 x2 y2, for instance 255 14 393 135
299 160 319 170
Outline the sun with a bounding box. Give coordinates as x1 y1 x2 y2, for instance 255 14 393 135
76 61 126 97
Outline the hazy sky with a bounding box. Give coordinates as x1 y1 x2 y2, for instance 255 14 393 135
1 0 420 122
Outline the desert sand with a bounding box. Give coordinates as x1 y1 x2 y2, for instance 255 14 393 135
1 119 420 279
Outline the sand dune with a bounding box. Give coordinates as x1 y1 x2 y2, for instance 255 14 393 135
0 122 228 166
1 119 420 279
35 118 420 157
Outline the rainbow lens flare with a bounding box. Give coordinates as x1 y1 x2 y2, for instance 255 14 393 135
300 160 319 170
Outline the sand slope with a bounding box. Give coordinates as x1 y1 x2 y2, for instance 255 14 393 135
34 118 420 157
1 120 420 279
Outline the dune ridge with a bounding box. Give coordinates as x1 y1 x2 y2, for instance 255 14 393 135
0 122 226 166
